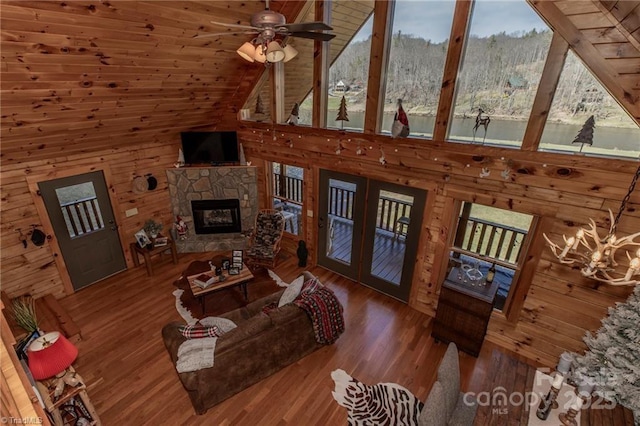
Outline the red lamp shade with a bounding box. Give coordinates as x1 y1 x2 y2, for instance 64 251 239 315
27 331 78 380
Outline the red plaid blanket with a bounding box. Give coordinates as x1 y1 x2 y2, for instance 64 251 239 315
294 286 345 345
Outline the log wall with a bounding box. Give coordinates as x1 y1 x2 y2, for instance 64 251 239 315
0 139 179 299
239 122 638 367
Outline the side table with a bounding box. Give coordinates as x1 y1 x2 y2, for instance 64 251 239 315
432 267 498 356
130 238 178 276
36 367 100 426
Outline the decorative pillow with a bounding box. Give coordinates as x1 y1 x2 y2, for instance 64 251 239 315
199 316 237 334
278 275 305 307
178 324 222 339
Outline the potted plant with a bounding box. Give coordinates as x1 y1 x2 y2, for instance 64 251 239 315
143 219 163 238
11 295 39 334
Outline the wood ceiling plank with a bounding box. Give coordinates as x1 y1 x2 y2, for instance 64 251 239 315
607 57 640 73
593 1 640 50
554 1 601 16
621 5 640 33
594 41 640 57
568 11 618 29
609 0 640 21
581 26 629 43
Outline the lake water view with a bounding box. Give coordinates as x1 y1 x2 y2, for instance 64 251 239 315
315 111 640 159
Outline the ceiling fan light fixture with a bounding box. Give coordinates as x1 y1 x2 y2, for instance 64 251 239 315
265 41 285 63
237 42 256 62
282 44 298 62
253 44 267 63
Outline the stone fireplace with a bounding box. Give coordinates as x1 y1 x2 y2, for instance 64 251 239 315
192 199 241 234
166 166 258 253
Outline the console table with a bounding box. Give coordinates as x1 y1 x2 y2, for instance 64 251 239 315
130 239 178 276
432 267 498 356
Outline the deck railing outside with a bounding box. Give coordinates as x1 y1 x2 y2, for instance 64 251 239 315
273 172 303 204
457 217 528 265
60 196 104 237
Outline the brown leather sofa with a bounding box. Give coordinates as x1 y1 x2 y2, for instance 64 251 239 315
162 272 326 415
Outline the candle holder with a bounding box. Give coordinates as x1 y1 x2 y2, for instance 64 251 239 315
559 379 594 426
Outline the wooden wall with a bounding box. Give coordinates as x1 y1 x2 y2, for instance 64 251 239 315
239 122 638 367
0 139 179 299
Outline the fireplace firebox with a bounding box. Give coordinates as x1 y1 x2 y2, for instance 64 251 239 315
191 199 242 234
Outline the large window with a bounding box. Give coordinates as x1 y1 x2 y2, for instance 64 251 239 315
448 0 551 147
380 0 456 138
272 163 304 236
449 202 533 311
326 1 374 132
539 50 640 159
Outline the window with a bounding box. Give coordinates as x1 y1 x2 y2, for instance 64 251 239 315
380 0 456 138
240 72 271 123
448 0 551 147
272 162 304 235
539 50 640 159
449 202 533 311
286 1 315 126
326 1 374 132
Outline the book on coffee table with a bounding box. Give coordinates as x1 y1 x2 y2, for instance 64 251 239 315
191 273 217 289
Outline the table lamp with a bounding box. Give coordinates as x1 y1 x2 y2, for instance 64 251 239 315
28 331 78 381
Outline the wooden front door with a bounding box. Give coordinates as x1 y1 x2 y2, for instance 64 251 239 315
38 171 126 291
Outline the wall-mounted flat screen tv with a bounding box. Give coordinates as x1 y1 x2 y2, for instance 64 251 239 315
181 131 239 165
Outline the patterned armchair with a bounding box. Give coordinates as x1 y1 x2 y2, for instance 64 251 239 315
246 209 286 268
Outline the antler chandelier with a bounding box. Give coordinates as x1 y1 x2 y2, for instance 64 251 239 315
544 165 640 286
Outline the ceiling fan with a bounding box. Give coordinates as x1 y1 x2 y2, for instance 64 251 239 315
197 0 335 64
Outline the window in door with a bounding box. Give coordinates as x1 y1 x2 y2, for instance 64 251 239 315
449 202 533 311
272 162 304 236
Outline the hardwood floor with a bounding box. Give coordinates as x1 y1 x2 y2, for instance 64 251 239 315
57 250 533 425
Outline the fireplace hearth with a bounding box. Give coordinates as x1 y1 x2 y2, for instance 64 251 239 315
192 199 241 234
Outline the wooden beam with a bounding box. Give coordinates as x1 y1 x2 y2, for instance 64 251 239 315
271 62 285 124
363 0 393 134
594 1 640 51
522 33 570 151
312 0 330 128
433 0 474 142
505 216 555 323
529 0 640 123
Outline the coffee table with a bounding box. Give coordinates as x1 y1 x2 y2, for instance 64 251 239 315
184 259 254 312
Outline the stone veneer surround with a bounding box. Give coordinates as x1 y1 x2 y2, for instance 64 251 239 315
166 166 258 253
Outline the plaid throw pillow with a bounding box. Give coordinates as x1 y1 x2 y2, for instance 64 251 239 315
178 324 221 339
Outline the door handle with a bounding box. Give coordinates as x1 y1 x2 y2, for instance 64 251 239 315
111 225 118 231
108 219 114 224
318 216 324 229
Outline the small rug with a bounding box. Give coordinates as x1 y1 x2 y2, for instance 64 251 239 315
331 369 423 425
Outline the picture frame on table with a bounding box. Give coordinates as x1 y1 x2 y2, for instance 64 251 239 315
228 266 240 275
135 229 151 248
232 249 243 269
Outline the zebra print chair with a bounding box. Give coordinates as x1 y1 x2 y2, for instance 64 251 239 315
331 343 476 425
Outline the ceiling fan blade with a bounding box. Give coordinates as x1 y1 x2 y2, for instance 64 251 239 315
209 20 259 31
281 22 333 32
290 31 336 42
195 31 258 39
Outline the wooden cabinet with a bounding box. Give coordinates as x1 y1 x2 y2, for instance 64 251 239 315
432 267 498 357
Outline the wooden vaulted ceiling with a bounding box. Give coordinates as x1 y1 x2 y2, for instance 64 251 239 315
1 0 639 165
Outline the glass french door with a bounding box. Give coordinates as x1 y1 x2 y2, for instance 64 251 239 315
317 170 366 281
360 181 426 301
317 170 427 302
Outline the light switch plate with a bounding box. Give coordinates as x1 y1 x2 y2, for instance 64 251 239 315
307 210 313 218
125 208 139 217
